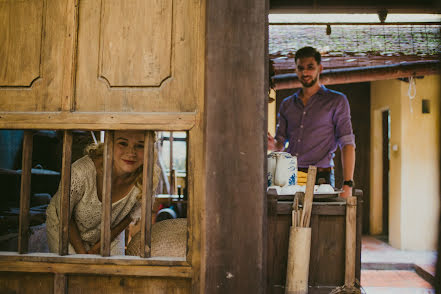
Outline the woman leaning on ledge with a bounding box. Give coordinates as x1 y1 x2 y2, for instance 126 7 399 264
46 130 159 255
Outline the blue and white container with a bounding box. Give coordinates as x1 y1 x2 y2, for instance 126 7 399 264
267 152 297 187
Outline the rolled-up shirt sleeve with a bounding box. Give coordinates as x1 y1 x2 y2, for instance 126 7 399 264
275 101 288 145
333 95 356 149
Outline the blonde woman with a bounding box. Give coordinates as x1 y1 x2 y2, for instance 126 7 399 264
46 130 158 255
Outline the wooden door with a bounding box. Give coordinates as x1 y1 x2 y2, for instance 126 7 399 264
74 0 201 113
0 0 74 112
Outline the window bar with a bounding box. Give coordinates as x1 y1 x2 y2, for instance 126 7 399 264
141 131 155 258
59 130 73 255
169 131 174 196
18 130 33 254
100 130 114 256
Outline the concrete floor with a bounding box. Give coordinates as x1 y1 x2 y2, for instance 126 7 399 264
360 236 437 294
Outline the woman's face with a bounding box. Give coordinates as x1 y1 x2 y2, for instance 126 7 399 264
112 131 144 176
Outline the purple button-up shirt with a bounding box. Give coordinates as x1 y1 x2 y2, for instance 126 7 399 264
275 85 355 168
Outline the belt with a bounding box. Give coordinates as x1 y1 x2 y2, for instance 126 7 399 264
298 167 332 173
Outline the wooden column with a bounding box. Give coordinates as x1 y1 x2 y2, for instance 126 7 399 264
204 0 268 293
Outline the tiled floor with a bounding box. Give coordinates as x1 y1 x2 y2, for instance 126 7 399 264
360 236 437 294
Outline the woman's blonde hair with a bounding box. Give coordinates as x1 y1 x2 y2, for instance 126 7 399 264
85 142 160 199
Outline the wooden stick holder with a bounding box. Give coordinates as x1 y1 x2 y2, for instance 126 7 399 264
285 227 311 294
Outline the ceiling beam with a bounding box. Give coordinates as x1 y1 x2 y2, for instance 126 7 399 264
272 61 441 90
269 0 441 14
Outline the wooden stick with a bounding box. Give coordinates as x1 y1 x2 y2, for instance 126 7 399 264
300 166 317 228
141 131 155 258
345 196 357 286
291 197 299 227
100 131 114 257
18 131 33 254
59 131 73 256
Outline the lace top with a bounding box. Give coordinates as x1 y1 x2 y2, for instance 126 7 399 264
46 155 141 255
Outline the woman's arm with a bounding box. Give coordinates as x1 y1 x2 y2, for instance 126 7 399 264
69 219 87 254
87 214 133 254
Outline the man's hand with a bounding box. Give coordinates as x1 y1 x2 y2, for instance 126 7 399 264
341 185 352 198
268 132 283 151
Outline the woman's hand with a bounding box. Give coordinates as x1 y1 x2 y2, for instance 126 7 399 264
87 242 101 254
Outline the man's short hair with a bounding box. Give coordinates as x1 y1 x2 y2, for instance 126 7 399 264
294 47 321 64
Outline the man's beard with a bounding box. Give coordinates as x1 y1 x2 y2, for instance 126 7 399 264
300 76 318 88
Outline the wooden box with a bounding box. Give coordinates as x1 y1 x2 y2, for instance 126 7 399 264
267 190 363 294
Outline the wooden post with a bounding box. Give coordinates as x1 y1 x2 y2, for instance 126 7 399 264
100 130 114 256
54 273 67 294
285 227 311 294
345 196 357 286
59 131 73 255
141 131 155 258
204 0 267 292
18 131 33 254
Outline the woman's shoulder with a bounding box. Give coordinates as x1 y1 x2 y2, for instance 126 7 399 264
71 155 96 177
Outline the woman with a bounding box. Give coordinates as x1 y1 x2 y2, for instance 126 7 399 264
46 130 158 255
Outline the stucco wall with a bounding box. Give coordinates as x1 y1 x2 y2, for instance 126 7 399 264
370 75 440 250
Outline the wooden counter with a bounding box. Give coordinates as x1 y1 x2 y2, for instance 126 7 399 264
267 190 363 294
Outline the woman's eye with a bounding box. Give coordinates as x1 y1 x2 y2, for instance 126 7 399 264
135 144 144 149
118 141 128 147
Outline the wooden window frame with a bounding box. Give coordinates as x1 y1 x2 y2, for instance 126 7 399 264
0 128 192 277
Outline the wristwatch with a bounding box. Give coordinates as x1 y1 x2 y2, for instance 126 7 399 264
343 180 354 187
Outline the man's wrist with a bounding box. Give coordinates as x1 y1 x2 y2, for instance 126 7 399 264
343 180 354 187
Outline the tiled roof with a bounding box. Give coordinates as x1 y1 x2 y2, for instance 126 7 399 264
270 24 441 74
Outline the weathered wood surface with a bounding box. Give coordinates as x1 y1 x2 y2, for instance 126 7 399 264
0 0 70 112
67 275 191 294
0 112 196 130
54 273 67 294
59 131 73 256
141 131 155 258
18 131 33 254
345 196 358 286
0 272 53 294
74 0 201 113
0 261 192 278
100 131 114 256
267 194 363 293
0 253 187 266
204 0 268 293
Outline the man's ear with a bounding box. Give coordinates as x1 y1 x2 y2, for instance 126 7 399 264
319 64 323 73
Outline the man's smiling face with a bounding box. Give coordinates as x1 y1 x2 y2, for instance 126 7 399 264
295 57 323 88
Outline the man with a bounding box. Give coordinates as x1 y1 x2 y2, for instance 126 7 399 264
268 46 355 198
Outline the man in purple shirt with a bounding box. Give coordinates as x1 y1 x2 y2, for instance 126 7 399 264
268 47 356 198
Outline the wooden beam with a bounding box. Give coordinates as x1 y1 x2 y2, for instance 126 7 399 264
0 112 196 130
273 61 441 90
18 131 33 254
140 131 155 258
0 261 192 278
269 0 441 13
204 0 268 293
0 252 188 266
100 131 114 256
59 131 73 255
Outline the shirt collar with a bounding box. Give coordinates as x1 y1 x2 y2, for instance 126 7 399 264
293 85 327 101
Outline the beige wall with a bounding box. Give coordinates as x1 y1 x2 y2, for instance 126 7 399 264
370 75 440 250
